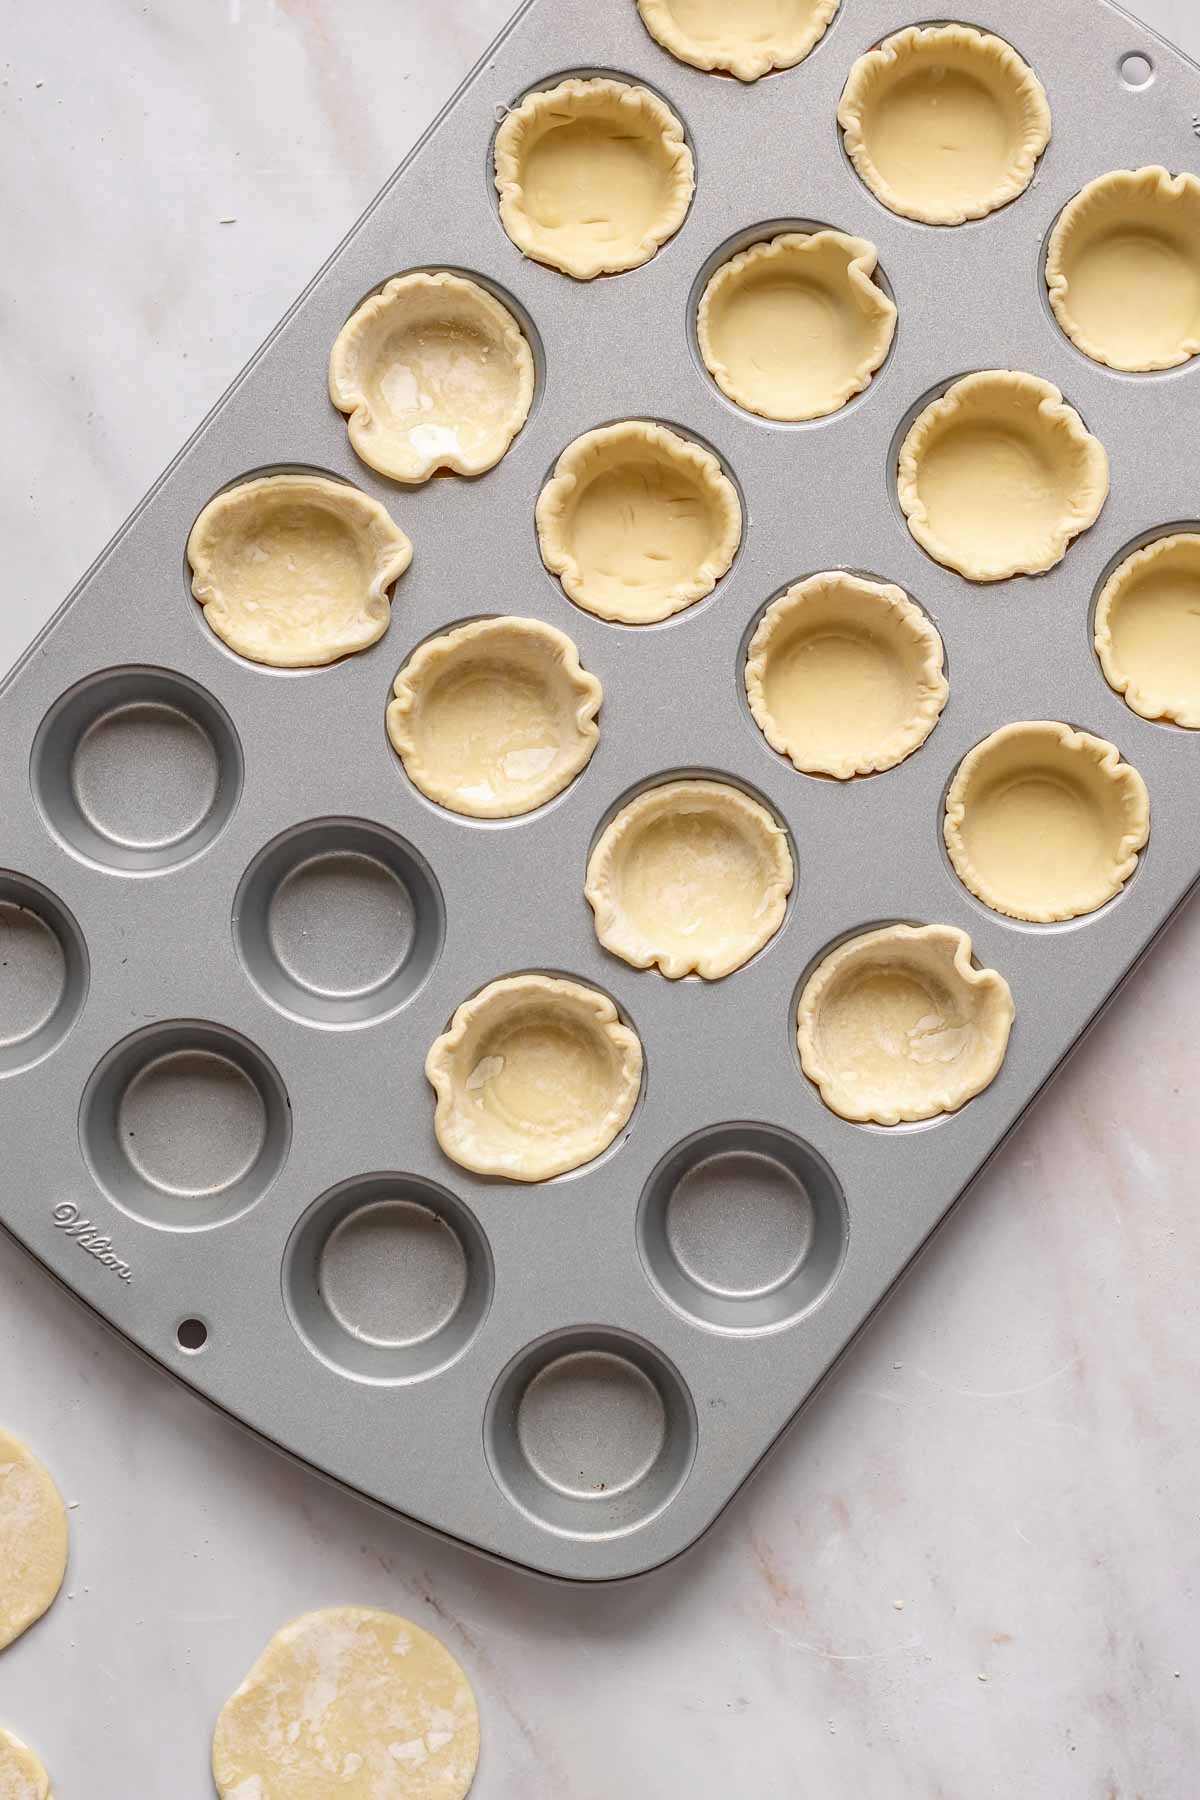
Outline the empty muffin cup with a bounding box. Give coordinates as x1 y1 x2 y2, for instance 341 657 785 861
636 0 840 82
1094 533 1200 727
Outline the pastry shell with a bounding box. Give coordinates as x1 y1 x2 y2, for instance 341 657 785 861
944 722 1149 923
1094 533 1200 728
745 572 947 778
426 975 643 1180
494 77 694 280
797 923 1014 1125
898 371 1108 582
386 616 602 818
0 1728 50 1800
636 0 840 83
328 271 535 483
536 420 741 624
1046 167 1200 373
585 779 793 980
697 231 895 422
838 25 1051 226
186 474 412 668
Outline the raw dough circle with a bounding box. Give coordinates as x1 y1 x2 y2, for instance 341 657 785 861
426 975 643 1180
838 25 1051 226
897 371 1109 582
697 231 896 422
1095 533 1200 727
797 923 1014 1125
636 0 840 83
187 474 412 668
329 272 535 483
211 1607 479 1800
0 1428 68 1651
944 722 1150 923
494 77 694 280
745 572 947 777
585 780 793 979
536 421 741 623
1046 167 1200 372
0 1727 50 1800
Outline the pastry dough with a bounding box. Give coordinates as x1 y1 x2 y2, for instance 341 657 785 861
427 976 642 1180
1046 167 1200 372
797 924 1013 1125
636 0 840 82
838 25 1051 226
944 722 1150 923
187 475 412 667
745 573 947 777
0 1728 50 1800
697 232 895 421
0 1428 67 1651
386 617 602 817
585 780 793 979
494 78 693 280
211 1607 479 1800
536 421 741 624
1095 533 1200 727
328 272 535 483
898 371 1108 582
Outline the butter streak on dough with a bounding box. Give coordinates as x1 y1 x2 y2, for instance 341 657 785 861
636 0 840 82
0 1428 67 1653
0 1727 51 1800
211 1607 479 1800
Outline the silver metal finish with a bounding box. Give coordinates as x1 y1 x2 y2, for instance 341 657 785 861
1 0 1197 1580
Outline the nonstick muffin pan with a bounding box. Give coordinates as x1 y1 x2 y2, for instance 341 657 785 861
1 0 1199 1581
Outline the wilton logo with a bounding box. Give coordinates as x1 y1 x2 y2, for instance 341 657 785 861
51 1203 133 1282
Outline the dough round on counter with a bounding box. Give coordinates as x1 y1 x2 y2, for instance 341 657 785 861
585 779 793 979
386 616 602 817
897 371 1108 582
1046 166 1200 372
697 231 895 421
536 421 741 623
211 1607 479 1800
838 24 1050 226
1095 533 1200 727
329 272 535 483
944 722 1149 922
187 474 412 667
797 924 1014 1125
636 0 840 82
745 572 947 777
494 77 693 280
0 1727 51 1800
0 1428 68 1653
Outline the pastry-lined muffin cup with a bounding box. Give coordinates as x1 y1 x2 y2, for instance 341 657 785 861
1094 533 1200 727
636 0 840 83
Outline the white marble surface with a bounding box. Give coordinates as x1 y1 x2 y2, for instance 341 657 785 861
3 3 1200 1795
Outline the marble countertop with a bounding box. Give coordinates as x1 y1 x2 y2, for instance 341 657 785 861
2 3 1199 1794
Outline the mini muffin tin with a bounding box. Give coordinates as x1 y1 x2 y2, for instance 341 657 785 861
1 0 1198 1581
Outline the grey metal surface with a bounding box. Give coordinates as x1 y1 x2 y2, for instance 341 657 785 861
0 0 1197 1581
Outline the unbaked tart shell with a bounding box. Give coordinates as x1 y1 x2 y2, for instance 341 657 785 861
797 923 1013 1126
745 572 947 778
328 270 535 483
426 974 643 1180
697 231 896 421
186 474 412 668
898 371 1108 582
944 722 1150 923
1046 166 1200 373
838 24 1051 226
494 77 694 280
536 420 741 624
1095 533 1200 728
0 1728 50 1800
585 779 793 980
386 616 602 818
636 0 840 83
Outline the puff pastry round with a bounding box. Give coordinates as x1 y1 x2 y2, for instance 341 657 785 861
187 474 412 667
1046 167 1200 372
494 77 693 280
1095 533 1200 728
585 780 793 980
328 271 535 483
945 722 1150 923
898 371 1108 582
745 572 947 777
697 231 896 421
426 975 642 1180
0 1427 67 1651
636 0 840 82
386 616 602 817
838 25 1051 226
536 420 741 624
797 923 1014 1125
0 1728 50 1800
